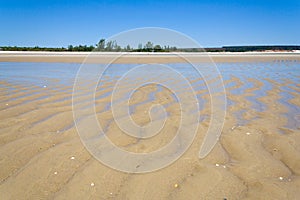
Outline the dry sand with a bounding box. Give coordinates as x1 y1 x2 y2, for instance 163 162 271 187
0 51 300 63
0 55 300 199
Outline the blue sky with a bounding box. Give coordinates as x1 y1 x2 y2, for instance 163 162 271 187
0 0 299 47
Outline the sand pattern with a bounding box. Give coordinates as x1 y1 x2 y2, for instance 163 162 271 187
0 61 300 199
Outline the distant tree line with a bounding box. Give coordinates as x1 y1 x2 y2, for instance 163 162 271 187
94 39 178 52
0 45 95 52
0 39 179 52
0 39 177 52
170 46 300 52
179 46 300 52
0 46 68 51
67 45 95 51
221 46 300 52
1 41 299 52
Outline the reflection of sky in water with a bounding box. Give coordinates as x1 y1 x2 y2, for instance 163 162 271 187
0 62 81 87
1 61 299 129
1 61 299 85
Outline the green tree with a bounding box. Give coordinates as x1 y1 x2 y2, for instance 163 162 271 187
126 45 131 51
144 41 153 51
112 40 118 50
106 41 113 51
154 45 162 52
138 43 143 50
97 39 105 51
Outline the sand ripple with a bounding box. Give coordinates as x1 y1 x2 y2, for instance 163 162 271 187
0 61 300 199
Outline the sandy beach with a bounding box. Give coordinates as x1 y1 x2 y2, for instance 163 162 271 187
0 54 300 199
1 51 300 63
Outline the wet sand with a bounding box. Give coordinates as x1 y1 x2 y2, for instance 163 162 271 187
0 59 300 199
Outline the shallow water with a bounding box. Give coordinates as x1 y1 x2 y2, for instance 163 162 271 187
0 61 299 130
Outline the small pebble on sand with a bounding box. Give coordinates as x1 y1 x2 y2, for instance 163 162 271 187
246 132 251 135
43 85 47 88
110 192 113 195
5 103 8 106
279 177 284 180
54 171 58 175
174 183 179 188
215 163 220 167
70 156 75 160
223 165 226 169
90 182 95 187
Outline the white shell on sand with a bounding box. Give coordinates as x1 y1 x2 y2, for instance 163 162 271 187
70 156 75 160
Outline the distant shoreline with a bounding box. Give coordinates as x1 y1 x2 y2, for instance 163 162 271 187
1 51 300 63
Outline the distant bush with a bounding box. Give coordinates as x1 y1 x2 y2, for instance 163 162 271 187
1 43 299 52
